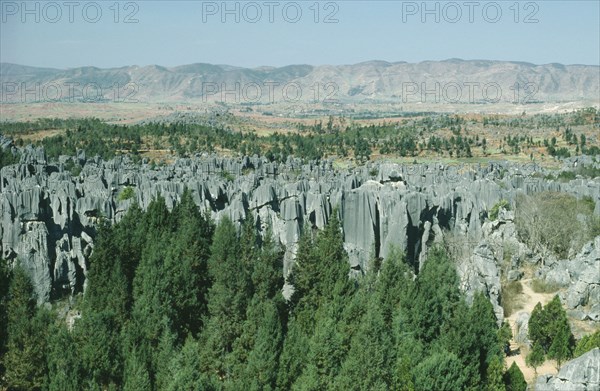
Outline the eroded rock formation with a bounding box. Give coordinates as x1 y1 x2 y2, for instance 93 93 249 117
1 145 599 321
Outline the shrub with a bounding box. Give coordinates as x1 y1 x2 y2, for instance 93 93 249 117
64 160 82 177
220 170 235 182
489 199 510 221
531 279 560 294
515 192 596 259
576 164 600 179
118 187 135 201
501 281 523 317
557 171 576 182
574 330 600 357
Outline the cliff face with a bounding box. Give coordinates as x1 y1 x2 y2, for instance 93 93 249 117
535 348 600 391
1 145 599 324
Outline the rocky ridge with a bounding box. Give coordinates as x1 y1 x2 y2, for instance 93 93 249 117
1 142 599 327
535 348 600 391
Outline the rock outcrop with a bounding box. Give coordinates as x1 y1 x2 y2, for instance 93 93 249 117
1 144 599 312
535 348 600 391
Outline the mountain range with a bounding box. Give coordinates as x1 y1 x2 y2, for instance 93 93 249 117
1 59 598 104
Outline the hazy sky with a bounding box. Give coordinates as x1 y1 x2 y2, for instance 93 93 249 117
1 0 599 68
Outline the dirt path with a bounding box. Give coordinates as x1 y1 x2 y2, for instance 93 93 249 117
504 279 558 384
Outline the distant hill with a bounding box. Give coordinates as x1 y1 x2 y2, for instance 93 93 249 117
1 60 598 104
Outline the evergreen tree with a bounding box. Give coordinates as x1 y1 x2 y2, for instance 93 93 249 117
498 321 513 355
113 202 146 303
276 320 310 390
574 329 600 357
528 295 574 364
409 246 461 344
486 356 506 391
252 226 284 301
548 320 573 369
74 310 123 388
336 305 393 390
289 227 319 313
0 259 10 378
290 212 351 315
46 322 81 391
293 314 345 391
83 221 129 325
504 362 527 391
243 300 283 390
4 268 48 390
528 302 548 351
392 356 415 391
123 350 152 391
413 350 468 391
201 216 249 379
526 342 545 375
164 191 214 339
374 247 413 327
165 337 217 391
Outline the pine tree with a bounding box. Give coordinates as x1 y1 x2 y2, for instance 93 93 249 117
123 350 152 391
165 337 217 391
276 319 310 390
504 362 527 391
74 310 123 388
409 246 461 344
46 322 81 391
374 247 413 327
392 356 415 391
4 268 48 390
528 302 548 351
526 342 545 375
548 320 573 369
293 313 345 391
0 259 10 378
289 212 351 315
113 202 146 303
486 356 506 391
83 221 129 325
244 300 283 390
289 226 319 313
164 192 214 339
413 351 468 391
498 321 513 355
574 330 600 357
528 295 574 364
201 216 249 379
252 225 284 301
336 305 393 390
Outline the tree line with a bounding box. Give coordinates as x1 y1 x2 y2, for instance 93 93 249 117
0 108 598 166
0 190 536 391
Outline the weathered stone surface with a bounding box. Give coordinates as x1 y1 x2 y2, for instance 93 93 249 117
562 237 600 313
514 312 530 346
457 242 504 324
2 143 599 315
507 270 523 281
535 348 600 391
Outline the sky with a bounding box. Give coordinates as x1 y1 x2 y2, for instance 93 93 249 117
1 0 599 69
